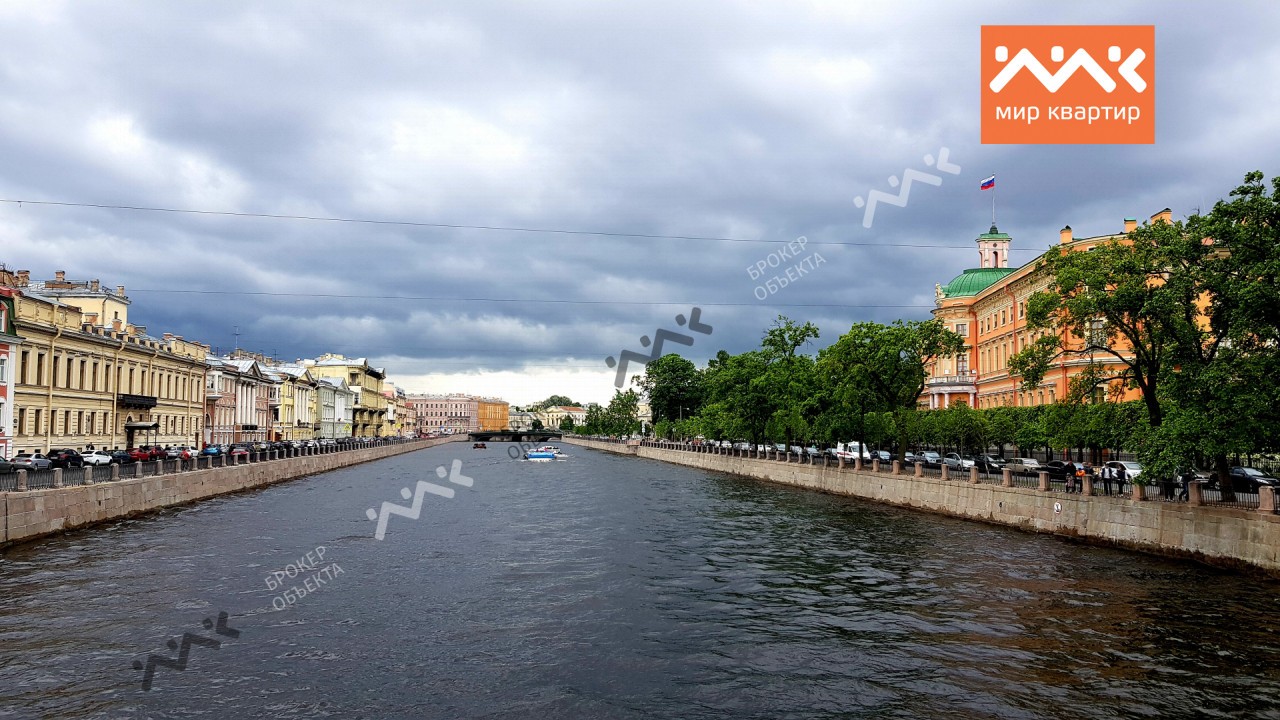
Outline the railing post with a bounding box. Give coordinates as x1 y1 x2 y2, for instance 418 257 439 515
1132 482 1144 501
1259 486 1275 515
872 459 879 473
893 460 902 475
854 457 862 472
941 464 949 481
914 462 923 478
16 469 27 491
1189 480 1204 507
84 467 94 485
1039 471 1051 492
837 456 844 470
111 464 120 481
53 468 64 488
1082 474 1095 497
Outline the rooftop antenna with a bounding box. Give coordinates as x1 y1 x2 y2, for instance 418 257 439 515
233 326 240 352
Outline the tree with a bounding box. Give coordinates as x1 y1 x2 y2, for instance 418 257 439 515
760 316 821 447
635 354 705 424
531 395 576 412
818 320 965 462
560 416 576 432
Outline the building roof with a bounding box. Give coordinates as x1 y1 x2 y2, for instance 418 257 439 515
941 267 1018 298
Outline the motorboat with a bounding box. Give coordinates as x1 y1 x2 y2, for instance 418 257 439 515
473 442 487 449
524 451 557 461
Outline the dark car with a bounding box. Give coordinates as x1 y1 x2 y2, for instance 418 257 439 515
110 450 134 464
1045 460 1093 481
0 455 15 474
973 454 1006 473
47 448 85 469
1225 466 1278 493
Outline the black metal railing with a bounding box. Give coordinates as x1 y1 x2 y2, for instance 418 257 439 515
1200 486 1260 510
26 469 57 489
92 465 115 483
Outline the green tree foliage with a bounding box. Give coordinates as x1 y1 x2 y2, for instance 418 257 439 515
818 320 965 461
635 354 705 425
531 395 577 412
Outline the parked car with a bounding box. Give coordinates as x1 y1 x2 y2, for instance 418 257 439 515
917 451 942 467
83 450 115 466
805 446 823 458
0 455 15 474
873 450 893 463
1044 460 1093 481
229 445 250 458
1102 460 1143 482
1007 458 1042 475
943 452 974 469
47 448 85 469
110 450 134 464
127 448 153 462
973 455 1007 473
12 453 52 470
1226 466 1278 493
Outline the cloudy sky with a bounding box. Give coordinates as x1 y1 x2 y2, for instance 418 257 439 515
3 1 1278 405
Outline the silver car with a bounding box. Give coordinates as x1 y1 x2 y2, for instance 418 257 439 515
12 453 52 470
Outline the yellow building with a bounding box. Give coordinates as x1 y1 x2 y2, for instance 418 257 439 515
270 364 318 442
923 215 1154 410
477 397 509 431
4 269 209 452
305 354 387 437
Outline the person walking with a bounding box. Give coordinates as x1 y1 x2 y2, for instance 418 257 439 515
1101 463 1114 496
1064 461 1077 493
1179 468 1194 502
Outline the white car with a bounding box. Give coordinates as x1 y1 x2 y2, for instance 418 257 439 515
83 450 115 466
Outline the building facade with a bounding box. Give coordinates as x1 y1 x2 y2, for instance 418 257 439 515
0 284 22 457
923 215 1154 410
535 405 587 429
5 270 209 454
476 397 509 431
407 394 476 434
271 364 318 442
316 377 355 439
306 355 387 437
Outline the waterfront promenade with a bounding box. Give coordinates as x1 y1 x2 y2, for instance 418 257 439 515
564 437 1280 577
0 437 458 548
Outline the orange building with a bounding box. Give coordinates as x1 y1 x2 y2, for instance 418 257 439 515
922 212 1167 410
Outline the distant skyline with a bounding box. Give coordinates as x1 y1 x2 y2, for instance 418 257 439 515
3 1 1279 405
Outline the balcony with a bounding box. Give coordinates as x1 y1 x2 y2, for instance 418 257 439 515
118 393 158 409
926 373 977 392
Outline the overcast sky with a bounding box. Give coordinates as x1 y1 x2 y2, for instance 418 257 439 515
3 1 1278 405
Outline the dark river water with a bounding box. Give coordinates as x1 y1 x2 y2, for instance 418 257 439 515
1 442 1278 719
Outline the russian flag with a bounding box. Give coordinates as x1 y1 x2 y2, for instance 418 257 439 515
980 175 996 190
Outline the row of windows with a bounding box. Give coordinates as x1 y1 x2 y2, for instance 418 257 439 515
13 408 200 437
978 388 1056 409
979 302 1028 335
16 350 201 400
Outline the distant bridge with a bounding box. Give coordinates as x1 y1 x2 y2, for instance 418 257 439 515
468 430 563 443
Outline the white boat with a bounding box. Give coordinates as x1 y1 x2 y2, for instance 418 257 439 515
525 445 568 461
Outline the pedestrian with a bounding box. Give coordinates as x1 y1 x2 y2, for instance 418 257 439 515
1115 463 1127 496
1179 468 1194 502
1076 465 1087 494
1101 463 1114 496
1064 461 1076 493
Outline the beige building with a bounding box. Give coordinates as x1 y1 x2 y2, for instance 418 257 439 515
271 363 318 442
4 269 209 453
306 354 387 436
535 405 586 429
477 397 509 432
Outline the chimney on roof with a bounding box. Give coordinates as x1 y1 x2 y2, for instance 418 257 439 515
116 285 126 296
1124 217 1138 233
1059 225 1073 244
55 271 65 282
1151 208 1172 225
85 312 99 326
163 333 175 341
112 318 122 332
90 279 100 291
16 270 29 286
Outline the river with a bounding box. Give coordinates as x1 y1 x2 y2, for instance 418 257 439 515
1 442 1277 718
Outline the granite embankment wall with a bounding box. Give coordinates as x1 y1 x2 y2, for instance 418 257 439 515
563 437 1280 577
1 438 459 548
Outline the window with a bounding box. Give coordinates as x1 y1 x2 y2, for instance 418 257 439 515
0 356 5 382
17 407 25 434
954 323 968 336
34 408 43 435
36 352 45 385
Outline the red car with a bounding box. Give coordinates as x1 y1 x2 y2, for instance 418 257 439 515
127 448 152 462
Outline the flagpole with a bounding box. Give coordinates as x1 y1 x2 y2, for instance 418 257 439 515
991 173 996 227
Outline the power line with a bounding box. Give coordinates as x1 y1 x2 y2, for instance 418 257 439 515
0 197 1038 251
127 287 935 308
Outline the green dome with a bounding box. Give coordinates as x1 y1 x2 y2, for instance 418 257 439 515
942 267 1017 298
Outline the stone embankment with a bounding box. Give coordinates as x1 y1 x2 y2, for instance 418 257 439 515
563 437 1280 577
1 438 459 548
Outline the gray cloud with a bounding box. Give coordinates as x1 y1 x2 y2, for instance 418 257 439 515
3 0 1279 404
